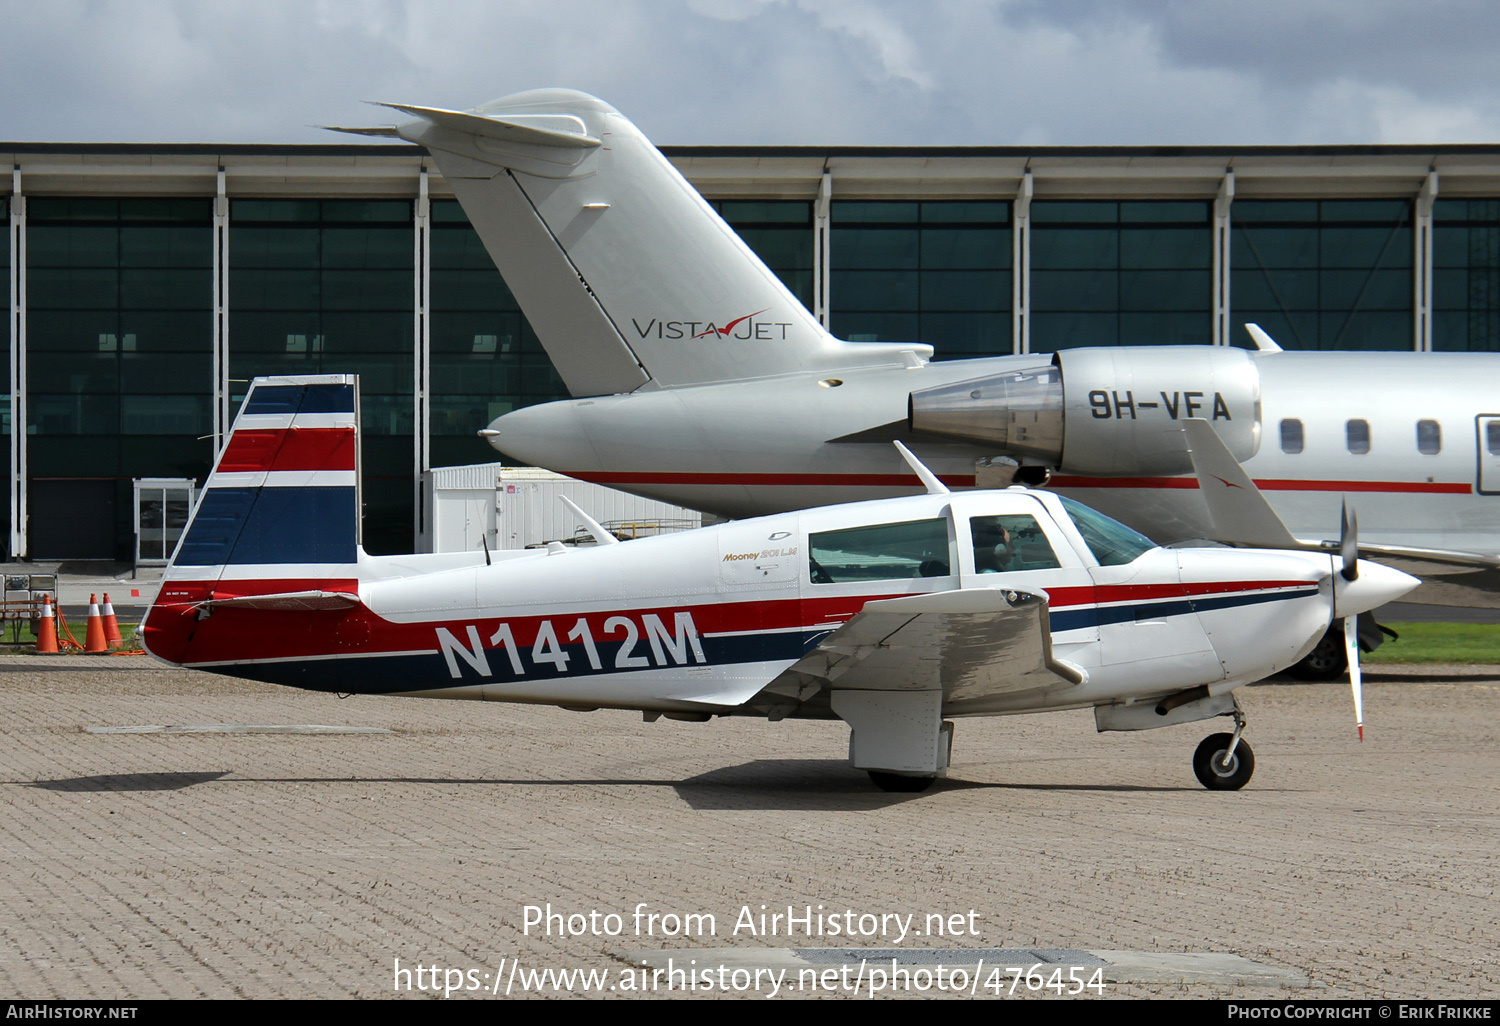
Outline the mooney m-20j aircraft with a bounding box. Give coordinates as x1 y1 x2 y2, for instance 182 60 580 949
142 375 1416 792
338 90 1500 611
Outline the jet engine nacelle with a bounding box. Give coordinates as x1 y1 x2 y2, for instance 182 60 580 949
908 346 1262 476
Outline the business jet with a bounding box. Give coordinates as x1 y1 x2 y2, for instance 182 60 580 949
333 90 1500 629
141 375 1415 792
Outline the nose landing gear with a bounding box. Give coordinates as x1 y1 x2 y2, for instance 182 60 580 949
1193 706 1254 790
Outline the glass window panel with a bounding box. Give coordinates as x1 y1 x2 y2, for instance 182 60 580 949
1232 226 1319 269
830 312 919 343
120 268 212 310
119 226 212 268
1120 228 1211 269
1029 312 1118 351
1031 269 1117 311
1321 200 1411 222
231 268 320 310
1031 201 1118 224
833 201 918 223
1319 268 1412 310
1031 228 1118 269
809 518 951 583
1119 311 1212 346
1232 268 1320 311
1234 201 1318 222
319 228 412 269
1487 421 1500 456
1346 419 1370 455
719 201 810 223
230 226 321 268
831 228 919 269
920 201 1008 223
835 270 919 310
1416 420 1441 455
28 198 118 221
1318 310 1411 350
28 268 120 308
1321 226 1411 268
320 200 411 223
27 226 119 267
916 312 1011 354
1119 201 1210 223
1120 269 1211 311
919 228 1009 269
1281 419 1304 454
232 199 322 222
919 270 1008 311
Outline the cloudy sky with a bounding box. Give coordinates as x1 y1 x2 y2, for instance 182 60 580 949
5 0 1500 146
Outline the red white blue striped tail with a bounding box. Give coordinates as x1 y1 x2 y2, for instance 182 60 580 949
145 375 364 666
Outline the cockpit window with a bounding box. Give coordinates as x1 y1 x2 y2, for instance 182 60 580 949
809 518 951 583
970 515 1062 573
1056 496 1155 566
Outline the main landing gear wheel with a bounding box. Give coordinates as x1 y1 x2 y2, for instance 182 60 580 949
867 771 936 793
1193 732 1255 790
1287 627 1348 681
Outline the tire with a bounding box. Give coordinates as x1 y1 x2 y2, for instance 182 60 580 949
1286 627 1347 681
867 771 936 793
1192 733 1255 790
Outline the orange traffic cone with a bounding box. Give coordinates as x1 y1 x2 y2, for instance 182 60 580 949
85 594 108 654
35 594 58 654
101 593 123 647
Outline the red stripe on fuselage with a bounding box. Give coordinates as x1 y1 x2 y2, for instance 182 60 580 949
146 578 1316 668
218 429 356 473
1051 475 1471 494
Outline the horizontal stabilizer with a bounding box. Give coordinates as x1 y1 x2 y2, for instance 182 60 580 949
191 591 360 613
373 102 600 148
1182 418 1300 548
318 125 401 138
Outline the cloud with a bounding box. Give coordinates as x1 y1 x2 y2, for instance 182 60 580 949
1 0 1498 145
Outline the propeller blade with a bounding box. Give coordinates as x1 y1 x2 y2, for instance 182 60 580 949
1344 614 1364 742
1340 501 1359 582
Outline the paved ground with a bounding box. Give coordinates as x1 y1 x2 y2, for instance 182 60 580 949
0 654 1495 1000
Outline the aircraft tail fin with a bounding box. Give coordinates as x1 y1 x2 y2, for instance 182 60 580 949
143 375 364 665
388 89 927 395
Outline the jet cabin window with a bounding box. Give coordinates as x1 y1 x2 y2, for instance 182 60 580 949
970 515 1062 573
1417 419 1442 455
809 518 951 584
1346 419 1370 455
1488 421 1500 457
1280 419 1304 454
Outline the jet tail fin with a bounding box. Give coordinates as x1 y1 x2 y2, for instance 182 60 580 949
388 88 927 396
1182 418 1300 548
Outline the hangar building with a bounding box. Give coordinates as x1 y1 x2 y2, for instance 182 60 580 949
5 141 1500 560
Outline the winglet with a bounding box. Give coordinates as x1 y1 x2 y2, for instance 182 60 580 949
1244 323 1283 352
893 441 949 495
1181 418 1299 548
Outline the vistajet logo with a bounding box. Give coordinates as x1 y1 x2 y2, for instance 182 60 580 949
631 310 795 341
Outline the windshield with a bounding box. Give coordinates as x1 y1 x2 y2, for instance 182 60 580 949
1057 496 1156 567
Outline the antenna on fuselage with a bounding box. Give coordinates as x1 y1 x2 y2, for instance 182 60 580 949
893 441 949 495
560 495 620 546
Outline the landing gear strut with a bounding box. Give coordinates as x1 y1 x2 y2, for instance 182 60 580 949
1192 705 1255 790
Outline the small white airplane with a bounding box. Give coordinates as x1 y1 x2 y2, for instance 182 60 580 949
141 375 1416 792
336 90 1500 627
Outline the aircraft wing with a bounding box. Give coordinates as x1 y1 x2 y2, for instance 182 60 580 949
764 589 1086 710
